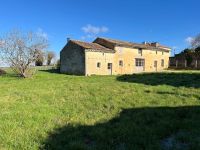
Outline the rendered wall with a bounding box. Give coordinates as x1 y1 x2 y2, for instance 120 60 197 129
85 47 170 75
85 51 114 75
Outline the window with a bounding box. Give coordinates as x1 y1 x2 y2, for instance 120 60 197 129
138 48 142 56
108 63 112 69
161 59 164 67
119 60 123 67
97 62 101 68
135 59 145 67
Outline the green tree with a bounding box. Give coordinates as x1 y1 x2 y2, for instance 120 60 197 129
182 48 193 66
195 47 200 59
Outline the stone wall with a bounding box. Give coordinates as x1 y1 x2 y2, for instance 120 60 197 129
169 54 200 69
60 41 85 75
169 57 176 67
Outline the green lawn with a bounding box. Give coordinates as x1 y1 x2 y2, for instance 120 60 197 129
0 70 200 150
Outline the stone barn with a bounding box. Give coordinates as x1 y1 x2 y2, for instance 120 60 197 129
60 37 171 75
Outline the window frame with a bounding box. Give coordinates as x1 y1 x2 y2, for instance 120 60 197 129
107 63 112 69
119 60 123 67
135 58 145 67
97 62 101 68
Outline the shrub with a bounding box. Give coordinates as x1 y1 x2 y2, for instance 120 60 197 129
0 69 6 76
56 59 60 70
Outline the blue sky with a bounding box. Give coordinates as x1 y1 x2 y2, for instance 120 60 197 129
0 0 199 57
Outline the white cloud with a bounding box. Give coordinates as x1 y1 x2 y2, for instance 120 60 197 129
81 24 109 40
36 28 48 40
81 24 109 35
81 34 95 40
185 36 194 45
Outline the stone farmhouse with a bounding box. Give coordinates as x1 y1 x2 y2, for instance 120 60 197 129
60 37 171 75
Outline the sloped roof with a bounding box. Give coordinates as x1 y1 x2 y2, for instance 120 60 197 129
70 40 115 53
94 37 171 51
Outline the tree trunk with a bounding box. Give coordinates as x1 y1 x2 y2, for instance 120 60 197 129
21 72 27 78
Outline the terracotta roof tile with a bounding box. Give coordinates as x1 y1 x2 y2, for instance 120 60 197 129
70 40 115 53
94 37 171 51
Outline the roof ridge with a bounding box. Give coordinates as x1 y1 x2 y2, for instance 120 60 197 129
96 37 171 50
70 39 90 43
97 37 137 44
71 40 109 47
69 39 115 53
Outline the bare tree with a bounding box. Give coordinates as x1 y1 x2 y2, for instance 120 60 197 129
0 30 48 78
47 51 55 66
35 49 45 66
192 34 200 48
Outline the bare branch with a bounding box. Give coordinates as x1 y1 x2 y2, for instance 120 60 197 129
192 34 200 48
47 51 56 65
0 29 48 78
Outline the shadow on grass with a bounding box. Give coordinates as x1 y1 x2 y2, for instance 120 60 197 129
39 69 84 76
117 73 200 88
143 90 200 100
0 73 21 78
41 106 200 150
39 69 60 74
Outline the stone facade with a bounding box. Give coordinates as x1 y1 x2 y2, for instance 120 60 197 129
60 38 171 75
60 41 85 75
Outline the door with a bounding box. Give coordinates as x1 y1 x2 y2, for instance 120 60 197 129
107 63 113 75
154 61 158 71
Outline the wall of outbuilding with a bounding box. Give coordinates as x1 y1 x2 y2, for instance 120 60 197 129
85 51 114 75
60 42 85 75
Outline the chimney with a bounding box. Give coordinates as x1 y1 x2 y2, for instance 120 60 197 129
151 42 159 47
143 41 147 45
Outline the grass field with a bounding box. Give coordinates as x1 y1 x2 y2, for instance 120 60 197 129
0 69 200 150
